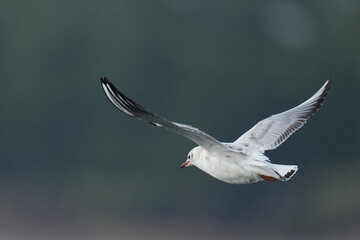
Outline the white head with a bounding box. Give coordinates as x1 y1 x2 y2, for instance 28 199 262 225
180 146 202 168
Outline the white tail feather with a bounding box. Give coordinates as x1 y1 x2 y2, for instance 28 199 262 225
271 164 298 181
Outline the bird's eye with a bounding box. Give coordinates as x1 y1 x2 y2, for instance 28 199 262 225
187 155 190 159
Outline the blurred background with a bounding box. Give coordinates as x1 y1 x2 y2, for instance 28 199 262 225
0 0 359 239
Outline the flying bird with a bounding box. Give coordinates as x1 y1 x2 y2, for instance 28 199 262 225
100 76 333 184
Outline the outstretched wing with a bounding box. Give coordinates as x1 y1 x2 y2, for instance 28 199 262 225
234 76 333 152
100 77 234 153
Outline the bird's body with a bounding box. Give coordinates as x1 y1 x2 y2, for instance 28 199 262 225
187 145 297 184
100 76 333 184
188 146 261 184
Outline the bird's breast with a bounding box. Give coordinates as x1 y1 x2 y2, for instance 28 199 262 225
196 152 259 184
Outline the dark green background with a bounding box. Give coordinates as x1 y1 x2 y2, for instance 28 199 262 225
1 1 359 239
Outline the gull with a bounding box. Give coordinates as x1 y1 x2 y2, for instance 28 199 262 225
100 76 333 184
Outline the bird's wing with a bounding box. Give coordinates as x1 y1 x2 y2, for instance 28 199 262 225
100 77 235 153
233 76 333 152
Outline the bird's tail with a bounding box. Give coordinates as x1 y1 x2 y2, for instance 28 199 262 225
270 164 298 181
253 161 298 182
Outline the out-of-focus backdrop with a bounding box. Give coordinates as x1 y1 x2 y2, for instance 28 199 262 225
0 1 359 239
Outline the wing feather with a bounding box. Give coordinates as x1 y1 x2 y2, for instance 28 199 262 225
100 77 233 153
234 75 333 151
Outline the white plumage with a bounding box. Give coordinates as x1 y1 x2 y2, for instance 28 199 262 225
100 76 333 184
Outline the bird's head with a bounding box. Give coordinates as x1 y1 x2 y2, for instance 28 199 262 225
180 146 202 168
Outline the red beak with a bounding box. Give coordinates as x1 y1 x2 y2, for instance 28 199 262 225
180 161 190 168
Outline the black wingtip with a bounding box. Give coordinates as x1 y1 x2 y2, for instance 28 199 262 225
99 76 157 118
321 74 334 99
100 77 109 83
313 74 334 111
100 76 109 84
326 74 335 89
100 77 118 94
